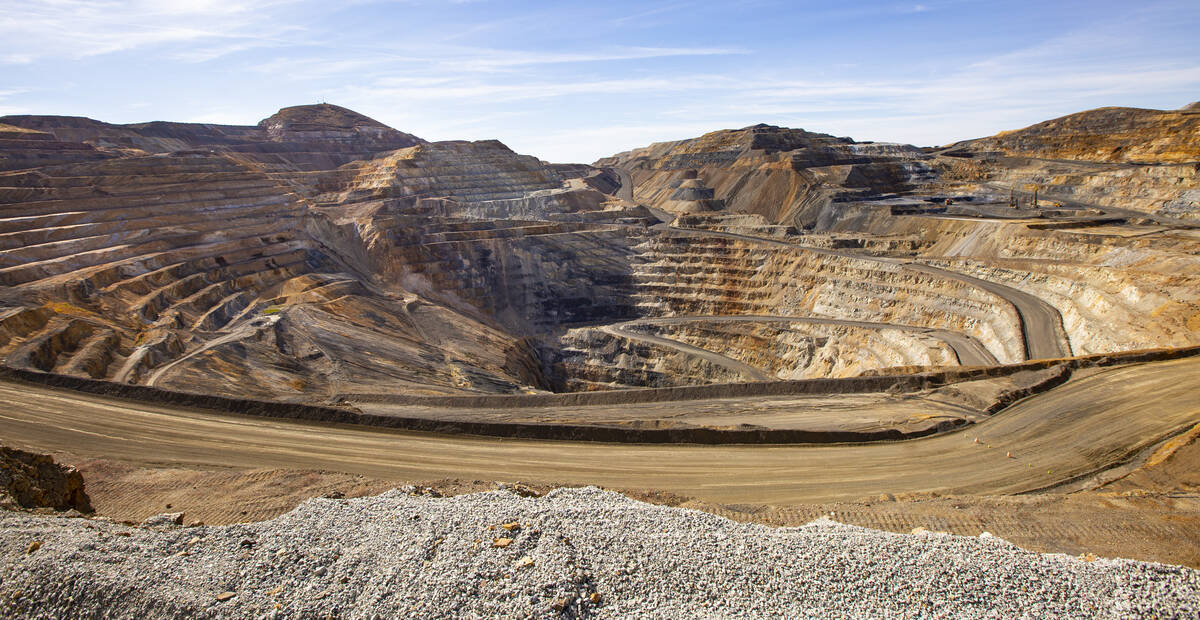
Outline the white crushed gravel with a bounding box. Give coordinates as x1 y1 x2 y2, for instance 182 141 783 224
2 486 1198 618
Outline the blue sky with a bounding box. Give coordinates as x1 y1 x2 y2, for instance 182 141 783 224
1 0 1198 162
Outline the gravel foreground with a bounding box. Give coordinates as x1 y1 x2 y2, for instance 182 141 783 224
1 487 1198 619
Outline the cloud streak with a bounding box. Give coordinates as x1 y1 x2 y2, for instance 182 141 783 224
0 0 304 62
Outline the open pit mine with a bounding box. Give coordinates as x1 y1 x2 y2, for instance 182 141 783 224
1 102 1200 617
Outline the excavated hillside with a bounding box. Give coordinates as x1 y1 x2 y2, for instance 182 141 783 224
596 124 930 230
933 104 1200 220
945 104 1200 164
0 102 1195 414
0 105 555 401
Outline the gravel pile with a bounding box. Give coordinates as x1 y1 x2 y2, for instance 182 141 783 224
2 486 1198 618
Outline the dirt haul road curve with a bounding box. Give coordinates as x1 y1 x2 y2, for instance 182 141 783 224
2 356 1198 505
663 226 1072 361
598 322 775 381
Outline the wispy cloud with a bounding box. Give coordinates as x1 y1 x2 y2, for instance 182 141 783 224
437 46 748 71
337 75 723 104
0 0 303 62
2 0 1197 163
609 2 695 25
0 87 30 117
169 36 301 63
248 44 746 79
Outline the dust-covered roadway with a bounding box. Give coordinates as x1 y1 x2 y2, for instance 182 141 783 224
2 356 1198 505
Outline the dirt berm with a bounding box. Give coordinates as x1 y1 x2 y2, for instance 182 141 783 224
0 345 1197 444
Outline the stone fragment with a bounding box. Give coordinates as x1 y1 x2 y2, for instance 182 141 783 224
216 591 236 602
492 537 513 548
142 512 184 527
496 482 541 497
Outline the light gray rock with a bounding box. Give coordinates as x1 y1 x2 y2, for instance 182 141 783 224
141 512 184 527
2 487 1198 618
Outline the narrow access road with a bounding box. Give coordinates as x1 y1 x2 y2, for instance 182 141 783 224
618 315 998 367
611 166 674 224
903 263 1070 360
145 315 280 387
662 225 1072 361
612 167 635 203
924 328 999 367
2 356 1198 504
598 322 774 382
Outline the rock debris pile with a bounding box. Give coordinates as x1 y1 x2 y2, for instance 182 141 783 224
2 487 1197 618
0 447 91 513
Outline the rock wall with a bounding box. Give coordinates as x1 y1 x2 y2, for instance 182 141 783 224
627 232 1024 364
553 327 747 391
633 320 957 380
817 213 1200 354
0 106 617 399
932 106 1200 219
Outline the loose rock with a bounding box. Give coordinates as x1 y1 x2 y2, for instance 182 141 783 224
0 487 1196 618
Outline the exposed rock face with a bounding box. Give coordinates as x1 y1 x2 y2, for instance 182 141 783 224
0 105 658 399
661 177 725 214
340 140 562 202
821 212 1200 355
0 447 91 513
0 122 112 172
597 124 929 228
934 106 1200 219
945 107 1200 164
0 103 1195 401
257 103 423 153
